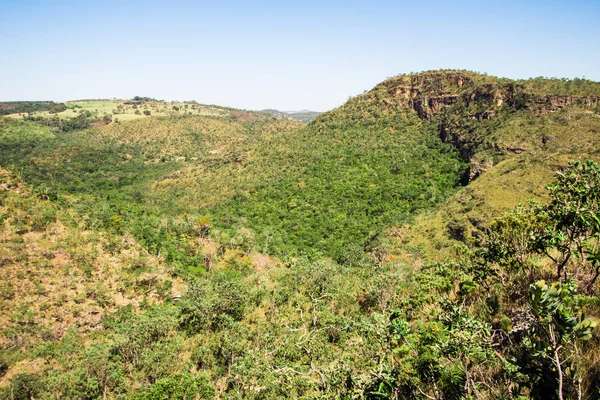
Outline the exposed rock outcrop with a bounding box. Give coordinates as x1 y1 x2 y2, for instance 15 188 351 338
385 74 599 122
529 95 600 115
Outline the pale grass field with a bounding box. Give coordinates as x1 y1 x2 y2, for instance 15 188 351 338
5 100 229 122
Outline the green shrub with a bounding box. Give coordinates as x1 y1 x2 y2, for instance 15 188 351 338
2 374 44 400
136 372 214 400
178 271 249 333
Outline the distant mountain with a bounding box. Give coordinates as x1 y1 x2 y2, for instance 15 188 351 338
260 108 322 123
285 109 311 113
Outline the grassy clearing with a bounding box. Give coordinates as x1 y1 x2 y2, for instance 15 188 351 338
66 100 120 110
5 99 239 123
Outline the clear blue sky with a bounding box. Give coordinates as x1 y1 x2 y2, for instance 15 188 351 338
1 0 599 111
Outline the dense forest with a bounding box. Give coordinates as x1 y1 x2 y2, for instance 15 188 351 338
0 71 599 399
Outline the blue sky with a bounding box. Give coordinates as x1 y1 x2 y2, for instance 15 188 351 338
1 0 599 111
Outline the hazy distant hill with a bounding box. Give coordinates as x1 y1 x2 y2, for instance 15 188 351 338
260 108 322 122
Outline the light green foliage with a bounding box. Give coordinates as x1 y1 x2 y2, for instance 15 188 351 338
0 119 55 163
523 280 597 399
479 161 600 288
529 281 596 342
542 160 600 283
136 372 214 400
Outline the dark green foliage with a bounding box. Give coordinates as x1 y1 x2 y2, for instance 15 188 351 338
107 306 180 366
1 374 45 400
23 113 97 131
213 116 466 262
0 101 67 116
52 344 126 399
523 76 600 97
543 160 600 283
178 271 249 333
130 96 160 104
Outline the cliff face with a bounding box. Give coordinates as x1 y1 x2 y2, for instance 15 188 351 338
529 94 600 113
381 71 600 120
378 72 600 181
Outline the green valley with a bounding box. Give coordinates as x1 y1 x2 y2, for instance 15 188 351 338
1 70 600 399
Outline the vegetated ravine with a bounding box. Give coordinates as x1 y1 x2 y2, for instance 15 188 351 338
1 70 600 399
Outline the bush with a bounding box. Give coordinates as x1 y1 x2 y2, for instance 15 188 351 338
2 374 44 400
136 372 215 400
178 271 249 333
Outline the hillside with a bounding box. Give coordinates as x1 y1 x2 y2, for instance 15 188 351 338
1 71 600 399
0 92 466 264
347 71 600 260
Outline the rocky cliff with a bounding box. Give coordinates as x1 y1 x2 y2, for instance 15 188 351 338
381 71 599 118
